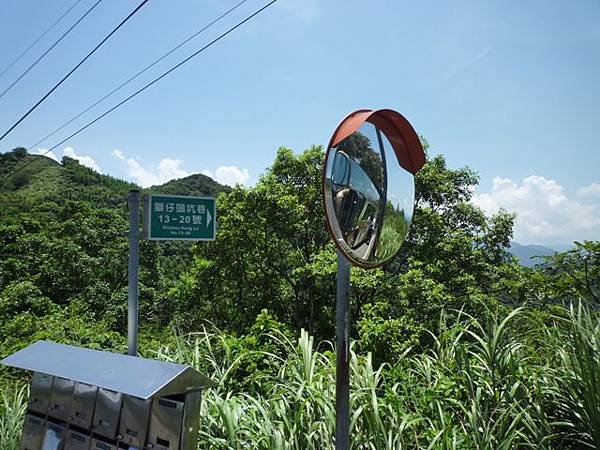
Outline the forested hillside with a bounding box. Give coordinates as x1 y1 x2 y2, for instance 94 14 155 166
0 148 228 358
1 146 599 449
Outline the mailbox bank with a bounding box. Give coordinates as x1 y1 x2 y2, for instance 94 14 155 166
1 341 215 450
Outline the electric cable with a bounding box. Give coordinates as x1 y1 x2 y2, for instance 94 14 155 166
0 0 150 143
0 0 86 79
0 0 278 188
0 0 103 100
27 0 250 152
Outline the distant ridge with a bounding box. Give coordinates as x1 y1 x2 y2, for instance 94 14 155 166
152 173 230 198
509 242 556 267
0 148 229 207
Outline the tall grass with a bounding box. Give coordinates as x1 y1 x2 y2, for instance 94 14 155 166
0 384 26 450
1 305 599 449
552 303 600 448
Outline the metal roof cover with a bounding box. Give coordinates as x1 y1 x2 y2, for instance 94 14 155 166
0 341 216 399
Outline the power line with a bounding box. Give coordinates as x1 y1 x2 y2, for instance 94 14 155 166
0 0 103 101
0 0 86 79
44 0 278 153
0 0 278 189
28 0 250 152
0 0 150 143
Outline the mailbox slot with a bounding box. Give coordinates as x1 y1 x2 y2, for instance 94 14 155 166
64 429 91 450
118 395 151 448
89 438 117 450
41 422 67 450
20 414 45 450
71 382 97 430
49 377 74 423
28 373 53 415
92 389 122 440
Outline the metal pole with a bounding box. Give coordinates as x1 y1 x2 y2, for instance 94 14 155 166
127 190 140 356
336 250 351 450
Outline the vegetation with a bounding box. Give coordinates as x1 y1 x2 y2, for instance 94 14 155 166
0 146 598 448
3 306 599 449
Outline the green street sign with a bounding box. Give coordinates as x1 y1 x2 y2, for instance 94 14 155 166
145 194 216 240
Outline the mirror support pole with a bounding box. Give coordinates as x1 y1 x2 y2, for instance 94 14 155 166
336 250 351 450
128 189 140 356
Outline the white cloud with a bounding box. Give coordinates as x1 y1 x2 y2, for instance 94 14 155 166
36 147 59 162
112 149 186 187
111 149 250 188
157 158 188 181
37 146 100 172
63 146 101 172
202 166 250 187
577 182 600 198
472 175 600 245
111 149 124 160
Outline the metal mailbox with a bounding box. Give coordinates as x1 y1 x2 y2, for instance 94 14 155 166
1 340 216 450
41 422 67 450
71 382 97 430
148 391 201 450
118 395 151 448
92 388 122 439
28 372 53 415
20 414 45 450
49 377 75 423
90 438 117 450
64 429 91 450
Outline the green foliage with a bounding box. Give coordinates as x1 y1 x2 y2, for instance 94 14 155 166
0 147 229 358
1 144 599 448
551 303 600 447
154 172 230 197
0 148 59 193
0 306 573 449
495 241 600 310
541 241 600 305
170 146 335 337
0 384 26 450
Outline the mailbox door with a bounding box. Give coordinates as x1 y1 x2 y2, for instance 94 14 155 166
71 383 97 430
148 398 184 450
28 373 53 415
118 396 151 448
41 422 66 450
181 391 202 450
92 389 122 440
20 414 45 450
64 430 91 450
49 378 74 423
89 438 117 450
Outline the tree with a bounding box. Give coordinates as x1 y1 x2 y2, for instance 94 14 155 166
171 143 519 357
170 146 337 337
356 149 518 361
501 241 600 308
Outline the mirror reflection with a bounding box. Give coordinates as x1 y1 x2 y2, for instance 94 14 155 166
324 122 415 267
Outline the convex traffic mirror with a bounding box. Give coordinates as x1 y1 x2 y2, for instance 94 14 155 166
323 109 426 268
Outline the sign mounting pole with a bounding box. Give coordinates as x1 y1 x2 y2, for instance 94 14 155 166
322 108 426 450
336 250 351 450
128 189 140 356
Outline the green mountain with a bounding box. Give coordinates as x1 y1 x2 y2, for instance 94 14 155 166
1 148 135 209
152 173 230 197
0 147 230 356
0 148 228 206
509 241 556 267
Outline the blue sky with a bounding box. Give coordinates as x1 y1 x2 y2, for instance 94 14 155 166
1 0 598 246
